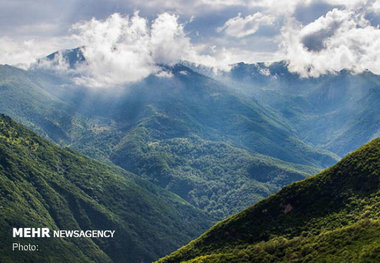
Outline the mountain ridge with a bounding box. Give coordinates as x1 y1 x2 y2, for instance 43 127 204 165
0 60 339 219
0 114 212 263
33 48 380 158
158 137 380 262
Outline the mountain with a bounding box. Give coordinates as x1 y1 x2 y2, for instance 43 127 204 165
0 64 74 143
105 65 335 218
27 50 380 160
157 137 380 263
216 62 380 157
1 47 380 261
44 47 85 69
0 56 339 219
0 114 212 263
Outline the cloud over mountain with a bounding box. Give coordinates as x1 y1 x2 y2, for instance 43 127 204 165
2 0 380 84
71 12 187 87
42 12 258 88
282 5 380 77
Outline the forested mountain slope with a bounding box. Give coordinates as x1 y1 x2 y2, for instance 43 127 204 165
0 114 212 263
158 137 380 263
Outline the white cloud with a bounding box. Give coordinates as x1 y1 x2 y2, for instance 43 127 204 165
0 37 74 69
179 70 188 75
368 0 380 13
184 44 282 73
71 12 155 87
64 12 268 87
69 12 200 87
2 0 380 83
150 13 192 64
282 8 380 77
0 38 39 68
259 67 271 76
217 12 275 38
154 69 174 78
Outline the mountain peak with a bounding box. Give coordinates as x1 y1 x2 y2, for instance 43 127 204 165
34 47 86 70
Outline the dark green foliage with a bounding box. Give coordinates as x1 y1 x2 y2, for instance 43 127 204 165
181 219 380 263
111 128 317 219
105 66 335 218
0 65 77 144
0 114 212 263
158 137 380 262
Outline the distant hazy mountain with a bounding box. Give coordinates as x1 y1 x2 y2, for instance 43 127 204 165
213 61 380 156
158 137 380 263
0 114 211 263
32 50 380 160
37 47 86 69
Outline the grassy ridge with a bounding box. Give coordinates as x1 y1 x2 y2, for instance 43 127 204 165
183 219 380 263
158 137 380 262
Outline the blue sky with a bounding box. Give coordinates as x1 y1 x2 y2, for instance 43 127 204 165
1 0 380 83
